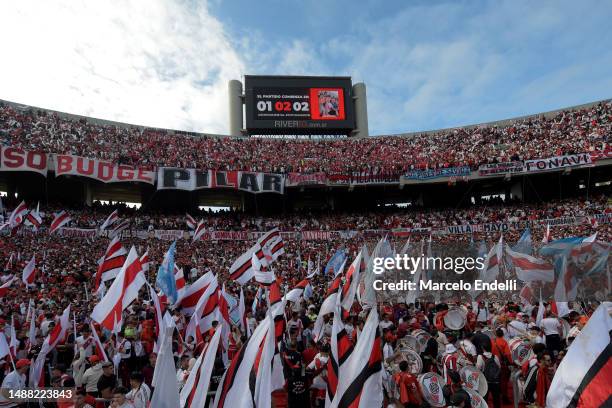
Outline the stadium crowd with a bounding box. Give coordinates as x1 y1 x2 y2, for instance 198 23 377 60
1 100 610 175
0 195 610 407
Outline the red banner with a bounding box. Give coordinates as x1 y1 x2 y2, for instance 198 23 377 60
55 155 155 184
302 231 333 240
0 147 48 175
287 172 327 186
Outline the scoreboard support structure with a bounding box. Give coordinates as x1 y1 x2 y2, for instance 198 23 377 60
227 76 369 137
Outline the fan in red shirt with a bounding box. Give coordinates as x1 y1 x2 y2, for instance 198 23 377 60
393 360 422 408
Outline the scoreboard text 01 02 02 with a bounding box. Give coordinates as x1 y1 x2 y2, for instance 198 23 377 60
244 76 355 134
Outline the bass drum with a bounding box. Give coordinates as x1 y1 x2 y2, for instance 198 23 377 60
460 366 488 397
412 329 431 353
508 337 533 366
418 372 446 407
444 307 467 330
398 335 420 353
390 347 423 375
463 386 489 408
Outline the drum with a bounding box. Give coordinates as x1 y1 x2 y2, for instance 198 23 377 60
463 386 489 408
390 348 423 375
509 337 533 366
460 366 488 396
413 329 431 353
444 307 467 330
418 372 446 407
399 335 420 353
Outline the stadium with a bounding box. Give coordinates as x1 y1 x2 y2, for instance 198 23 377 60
0 3 611 408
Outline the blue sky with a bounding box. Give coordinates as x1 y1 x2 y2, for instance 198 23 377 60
1 0 611 135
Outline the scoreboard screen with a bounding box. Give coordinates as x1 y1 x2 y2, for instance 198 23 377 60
244 76 355 134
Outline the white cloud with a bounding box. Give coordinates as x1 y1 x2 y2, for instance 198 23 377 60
0 0 245 133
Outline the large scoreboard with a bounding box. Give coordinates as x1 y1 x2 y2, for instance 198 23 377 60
244 76 356 134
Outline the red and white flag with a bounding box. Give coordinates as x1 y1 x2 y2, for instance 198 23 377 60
109 219 129 238
186 213 197 230
328 308 383 408
49 210 71 234
91 247 146 331
94 237 128 293
140 250 151 273
313 275 343 341
173 265 186 306
25 202 42 231
212 313 272 408
90 323 109 362
505 245 554 282
179 271 215 315
547 302 611 408
30 304 72 387
22 255 37 287
192 220 207 242
554 256 578 302
229 228 284 284
285 279 310 303
0 277 15 297
8 201 28 229
481 235 503 283
99 209 119 232
340 250 363 311
180 327 223 407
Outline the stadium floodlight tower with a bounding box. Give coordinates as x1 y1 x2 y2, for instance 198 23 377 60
228 75 369 137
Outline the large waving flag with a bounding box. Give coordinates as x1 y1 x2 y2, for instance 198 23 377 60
180 327 223 407
505 245 554 282
554 255 578 302
185 213 196 230
340 250 363 311
91 247 146 331
192 220 207 242
313 274 343 341
513 227 533 255
179 271 215 315
329 308 383 408
325 248 347 276
25 202 42 231
30 304 71 387
156 242 178 304
151 327 181 408
547 302 611 408
49 210 72 234
99 209 119 232
229 228 284 284
481 236 503 283
326 298 355 406
21 255 37 287
8 201 28 229
94 237 128 292
212 314 271 408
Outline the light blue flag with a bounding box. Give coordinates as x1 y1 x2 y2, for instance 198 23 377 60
156 241 178 304
513 228 533 255
324 248 347 275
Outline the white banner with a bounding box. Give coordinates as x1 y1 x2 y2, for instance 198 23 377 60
524 153 592 172
55 154 156 184
0 147 48 175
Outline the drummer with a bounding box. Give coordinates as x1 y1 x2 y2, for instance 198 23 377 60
506 313 529 338
392 360 422 408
